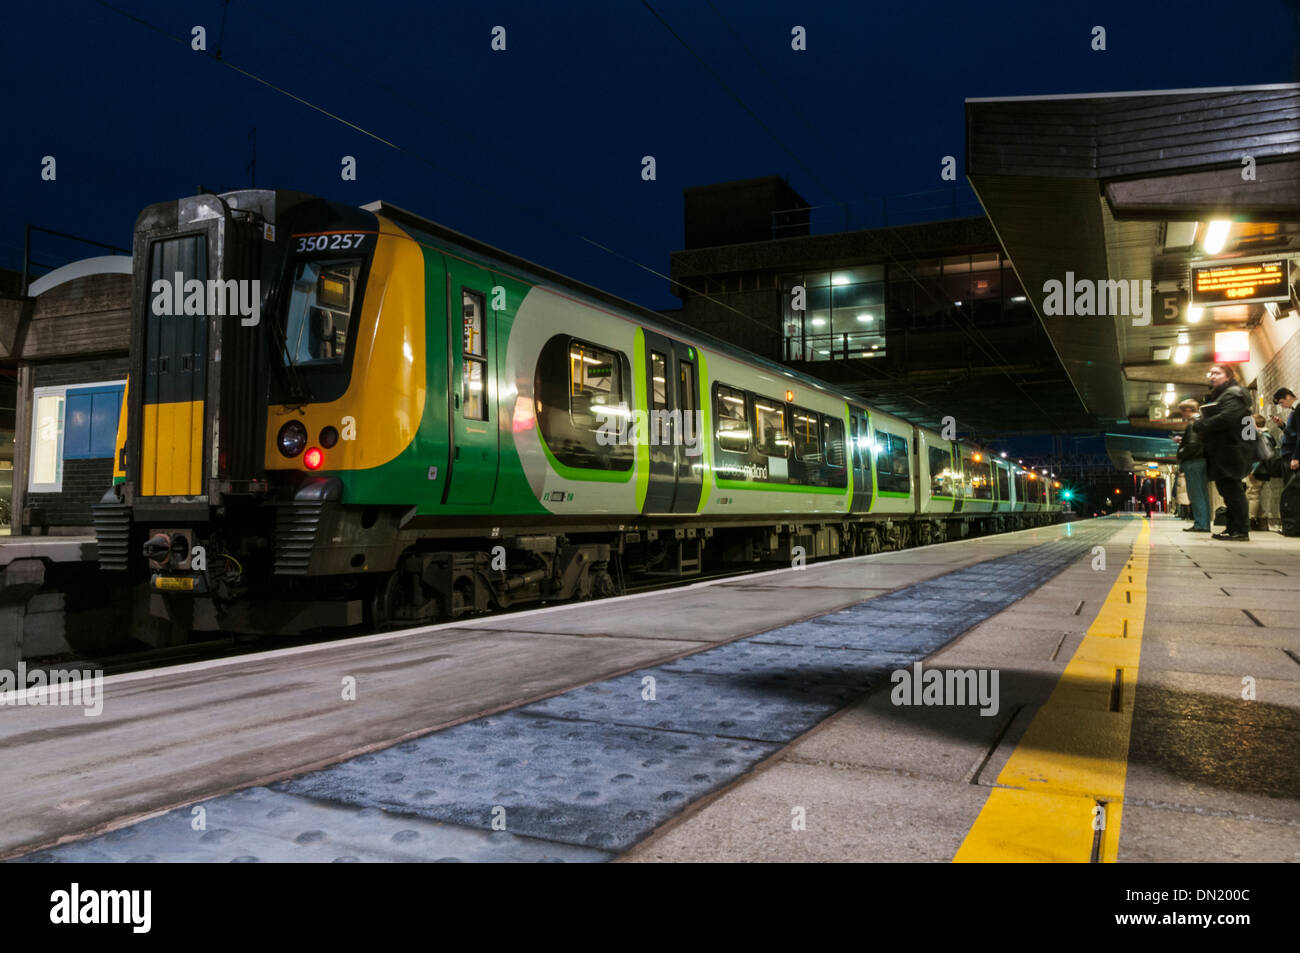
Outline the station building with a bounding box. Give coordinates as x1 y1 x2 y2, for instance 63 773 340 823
0 258 131 535
666 176 1093 437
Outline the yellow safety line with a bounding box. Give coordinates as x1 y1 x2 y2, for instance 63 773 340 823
953 519 1150 862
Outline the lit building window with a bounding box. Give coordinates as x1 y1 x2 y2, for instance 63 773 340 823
782 266 885 362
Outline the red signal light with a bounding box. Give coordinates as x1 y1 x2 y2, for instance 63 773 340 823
1147 496 1154 502
304 447 324 470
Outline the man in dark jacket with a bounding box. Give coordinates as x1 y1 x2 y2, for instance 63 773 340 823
1174 398 1211 531
1271 387 1300 476
1192 364 1253 540
1138 476 1157 518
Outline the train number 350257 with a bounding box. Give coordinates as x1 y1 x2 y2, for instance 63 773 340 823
296 233 368 252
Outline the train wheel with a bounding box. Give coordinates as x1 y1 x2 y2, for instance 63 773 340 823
369 569 442 631
592 570 618 599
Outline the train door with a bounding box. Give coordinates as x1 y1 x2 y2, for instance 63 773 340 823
994 460 1010 512
950 440 966 514
140 230 210 497
641 330 675 513
850 411 872 513
670 343 702 512
444 259 499 505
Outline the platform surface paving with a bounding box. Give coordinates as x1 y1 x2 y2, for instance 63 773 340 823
3 520 1110 861
8 516 1291 862
623 517 1300 863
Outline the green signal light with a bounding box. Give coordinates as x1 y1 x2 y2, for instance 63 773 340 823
1061 490 1073 500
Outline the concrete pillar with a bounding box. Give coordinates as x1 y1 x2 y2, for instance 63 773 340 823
11 363 31 535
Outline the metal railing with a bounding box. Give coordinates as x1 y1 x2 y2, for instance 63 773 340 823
20 224 130 296
783 332 885 362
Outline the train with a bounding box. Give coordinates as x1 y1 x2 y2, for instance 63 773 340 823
92 189 1061 638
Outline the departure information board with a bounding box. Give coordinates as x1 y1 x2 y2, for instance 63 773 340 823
1191 258 1291 306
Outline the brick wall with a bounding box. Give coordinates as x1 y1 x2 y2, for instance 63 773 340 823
33 357 128 388
27 457 113 527
1251 328 1300 525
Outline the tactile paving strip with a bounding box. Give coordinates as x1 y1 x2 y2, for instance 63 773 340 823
13 786 609 863
17 524 1120 861
281 715 779 851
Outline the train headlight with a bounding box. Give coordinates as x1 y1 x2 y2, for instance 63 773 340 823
278 420 307 457
303 447 324 470
319 425 339 448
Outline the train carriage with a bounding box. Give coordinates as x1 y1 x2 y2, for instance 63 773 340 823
94 189 1060 640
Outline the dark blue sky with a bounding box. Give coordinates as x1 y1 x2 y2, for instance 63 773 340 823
3 0 1297 309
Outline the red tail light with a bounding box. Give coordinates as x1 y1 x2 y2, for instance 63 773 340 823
304 447 324 470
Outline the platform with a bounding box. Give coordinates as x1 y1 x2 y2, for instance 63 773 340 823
3 516 1296 863
0 536 100 668
0 536 97 566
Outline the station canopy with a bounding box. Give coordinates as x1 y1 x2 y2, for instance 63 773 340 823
966 84 1300 460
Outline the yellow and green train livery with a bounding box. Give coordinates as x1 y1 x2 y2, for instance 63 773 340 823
93 189 1059 637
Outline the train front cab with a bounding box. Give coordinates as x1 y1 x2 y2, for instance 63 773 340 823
94 190 425 637
94 189 298 638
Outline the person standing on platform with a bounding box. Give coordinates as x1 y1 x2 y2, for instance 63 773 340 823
1193 365 1253 541
1270 387 1300 477
1269 388 1300 535
1174 398 1211 533
1247 416 1272 531
1174 468 1190 519
1139 475 1157 518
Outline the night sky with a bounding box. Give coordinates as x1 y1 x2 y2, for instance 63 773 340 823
3 0 1298 311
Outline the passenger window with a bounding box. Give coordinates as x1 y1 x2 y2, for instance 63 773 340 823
651 353 667 409
823 417 845 467
964 455 992 499
929 445 954 497
874 431 910 494
791 408 821 462
569 341 620 431
678 361 698 449
753 396 789 456
533 334 631 471
461 289 487 420
715 385 749 452
651 352 668 444
678 362 696 413
997 464 1010 501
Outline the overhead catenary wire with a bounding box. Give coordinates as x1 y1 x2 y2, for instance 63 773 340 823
636 2 1003 431
94 0 1024 440
647 3 1063 432
92 0 828 372
94 0 971 428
